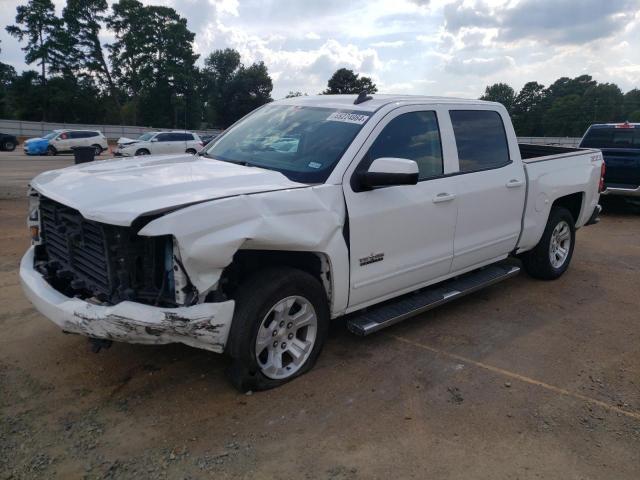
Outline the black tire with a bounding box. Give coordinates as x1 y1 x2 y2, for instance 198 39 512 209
92 144 102 155
186 148 197 155
521 207 575 280
225 267 329 392
135 148 150 156
3 140 16 151
46 145 56 156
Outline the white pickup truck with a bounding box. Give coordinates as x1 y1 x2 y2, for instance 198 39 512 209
20 94 604 391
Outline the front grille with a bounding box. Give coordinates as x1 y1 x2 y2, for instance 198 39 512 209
36 196 175 306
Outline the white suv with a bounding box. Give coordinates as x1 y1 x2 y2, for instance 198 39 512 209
115 131 203 157
48 130 109 156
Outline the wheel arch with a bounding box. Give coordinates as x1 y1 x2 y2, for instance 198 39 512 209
217 249 333 305
551 191 584 225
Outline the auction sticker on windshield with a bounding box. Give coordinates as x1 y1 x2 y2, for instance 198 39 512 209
326 112 370 125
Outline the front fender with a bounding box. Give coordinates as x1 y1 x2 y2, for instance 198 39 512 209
139 185 349 315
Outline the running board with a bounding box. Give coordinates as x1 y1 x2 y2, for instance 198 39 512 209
346 262 521 336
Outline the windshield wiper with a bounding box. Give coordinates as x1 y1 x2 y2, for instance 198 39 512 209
199 152 256 167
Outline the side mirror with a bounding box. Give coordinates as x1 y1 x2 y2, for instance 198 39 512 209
357 157 419 190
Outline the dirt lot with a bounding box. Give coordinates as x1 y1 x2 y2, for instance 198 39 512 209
1 150 639 479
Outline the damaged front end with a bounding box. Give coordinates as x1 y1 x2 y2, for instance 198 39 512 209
20 193 235 353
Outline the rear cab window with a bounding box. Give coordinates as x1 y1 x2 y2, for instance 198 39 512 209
580 125 640 149
450 110 510 173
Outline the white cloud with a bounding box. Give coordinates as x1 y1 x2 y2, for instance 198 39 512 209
1 0 639 99
370 40 406 48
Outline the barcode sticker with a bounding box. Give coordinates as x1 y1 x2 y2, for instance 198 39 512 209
326 112 369 125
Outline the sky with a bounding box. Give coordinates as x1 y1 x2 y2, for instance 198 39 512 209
1 0 639 99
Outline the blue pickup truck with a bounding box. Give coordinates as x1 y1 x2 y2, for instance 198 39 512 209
579 122 640 197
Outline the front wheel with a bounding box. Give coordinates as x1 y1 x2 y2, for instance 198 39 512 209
226 267 329 392
521 207 575 280
46 146 56 156
92 144 103 155
3 140 16 151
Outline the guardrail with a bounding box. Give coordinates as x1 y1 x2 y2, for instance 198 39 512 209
0 119 222 141
0 118 582 146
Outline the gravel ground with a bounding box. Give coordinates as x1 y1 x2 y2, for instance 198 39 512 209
1 151 639 479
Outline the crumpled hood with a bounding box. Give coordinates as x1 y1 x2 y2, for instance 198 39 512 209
116 136 139 146
30 154 307 226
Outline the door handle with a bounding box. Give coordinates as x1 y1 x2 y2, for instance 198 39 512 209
506 179 524 188
433 192 456 203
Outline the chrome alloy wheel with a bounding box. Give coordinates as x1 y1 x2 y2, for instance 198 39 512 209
549 220 571 268
255 295 318 380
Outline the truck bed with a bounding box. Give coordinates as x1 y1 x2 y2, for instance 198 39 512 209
518 143 585 162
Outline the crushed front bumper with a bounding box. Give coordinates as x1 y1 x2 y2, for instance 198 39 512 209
20 247 235 353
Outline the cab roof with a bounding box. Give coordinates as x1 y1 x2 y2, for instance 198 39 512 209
277 94 499 112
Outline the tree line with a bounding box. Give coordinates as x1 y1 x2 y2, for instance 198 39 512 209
480 76 640 137
0 0 273 129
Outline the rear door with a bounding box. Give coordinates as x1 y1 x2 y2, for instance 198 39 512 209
344 106 459 309
448 108 526 272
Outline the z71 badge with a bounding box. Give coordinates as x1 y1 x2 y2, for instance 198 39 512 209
359 252 384 266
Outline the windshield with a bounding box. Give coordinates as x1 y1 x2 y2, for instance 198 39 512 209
139 133 155 141
43 132 57 140
581 126 640 149
203 105 371 183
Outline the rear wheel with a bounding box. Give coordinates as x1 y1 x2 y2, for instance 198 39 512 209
135 148 150 156
226 267 329 392
3 140 16 151
186 148 197 155
522 207 575 280
46 146 56 156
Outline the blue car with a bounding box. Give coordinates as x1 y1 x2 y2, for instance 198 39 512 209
23 132 59 155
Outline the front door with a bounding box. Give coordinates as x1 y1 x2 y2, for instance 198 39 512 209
152 133 173 154
344 107 459 310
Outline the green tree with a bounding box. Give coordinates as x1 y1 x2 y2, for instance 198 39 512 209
202 49 273 127
107 0 199 127
5 70 43 121
63 0 122 117
545 75 597 103
5 0 63 120
107 0 156 124
512 81 545 136
0 41 18 117
480 83 515 113
582 83 623 125
323 68 377 94
543 95 584 136
623 89 640 121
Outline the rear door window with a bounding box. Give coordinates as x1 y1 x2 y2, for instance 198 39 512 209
450 110 510 173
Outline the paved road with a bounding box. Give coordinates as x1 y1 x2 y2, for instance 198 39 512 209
0 151 77 199
1 155 639 479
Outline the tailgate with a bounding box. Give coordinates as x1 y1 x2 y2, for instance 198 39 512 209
600 148 640 188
